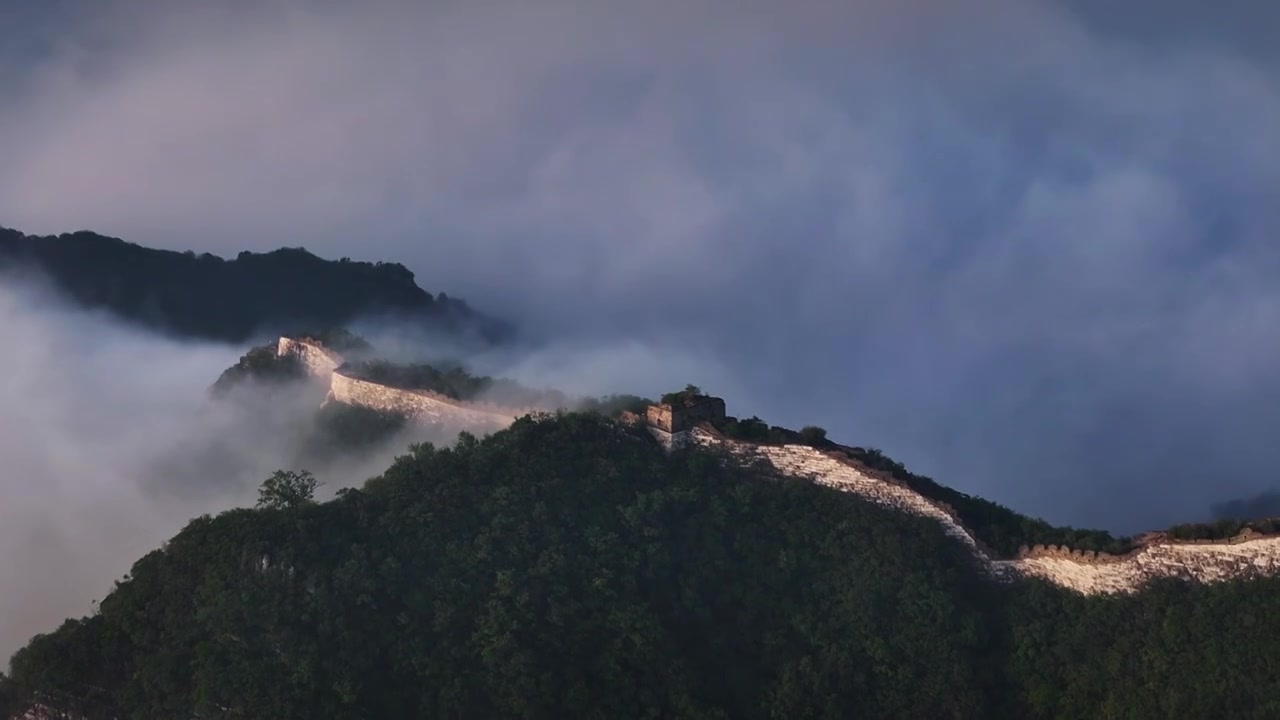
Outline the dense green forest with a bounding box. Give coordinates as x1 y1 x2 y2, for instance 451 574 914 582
840 445 1137 557
697 387 1134 557
7 413 1280 719
714 411 1280 556
213 351 1274 563
0 227 512 344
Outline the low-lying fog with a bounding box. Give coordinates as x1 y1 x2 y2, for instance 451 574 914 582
0 274 732 664
0 277 430 662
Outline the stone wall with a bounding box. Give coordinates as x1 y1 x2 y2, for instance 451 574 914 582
277 337 344 377
1011 539 1280 594
266 348 1280 595
683 425 1280 595
1017 527 1274 563
686 426 1001 567
329 371 522 431
646 396 726 433
276 335 537 432
647 425 693 451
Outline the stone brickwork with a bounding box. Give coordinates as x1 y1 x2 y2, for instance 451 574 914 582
681 425 1280 595
277 337 344 377
647 425 693 451
684 426 1000 565
1010 537 1280 594
267 350 1280 596
646 396 726 433
329 371 521 431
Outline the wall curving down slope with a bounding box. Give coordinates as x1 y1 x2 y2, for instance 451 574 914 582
280 337 1280 596
679 426 1280 595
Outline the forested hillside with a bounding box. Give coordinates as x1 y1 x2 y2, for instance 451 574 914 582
7 413 1280 719
0 227 512 344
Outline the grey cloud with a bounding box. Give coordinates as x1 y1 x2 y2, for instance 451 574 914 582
0 275 460 664
0 276 247 662
2 0 1279 538
0 262 726 664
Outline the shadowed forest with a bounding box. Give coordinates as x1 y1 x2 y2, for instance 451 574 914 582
0 227 511 344
6 413 1280 719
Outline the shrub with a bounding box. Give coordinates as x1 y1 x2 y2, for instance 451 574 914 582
798 426 828 446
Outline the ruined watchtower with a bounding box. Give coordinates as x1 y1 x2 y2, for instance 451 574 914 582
645 390 726 449
277 336 345 378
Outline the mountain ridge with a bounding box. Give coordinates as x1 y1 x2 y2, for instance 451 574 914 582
9 408 1280 719
9 238 1280 717
0 226 513 344
263 334 1280 595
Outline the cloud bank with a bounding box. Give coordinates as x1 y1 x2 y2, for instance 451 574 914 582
0 267 713 664
2 0 1279 536
0 277 240 662
0 275 465 664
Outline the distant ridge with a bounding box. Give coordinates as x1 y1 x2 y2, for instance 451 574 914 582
0 226 513 345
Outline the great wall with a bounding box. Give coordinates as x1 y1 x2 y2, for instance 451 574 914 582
278 336 522 431
278 336 1280 596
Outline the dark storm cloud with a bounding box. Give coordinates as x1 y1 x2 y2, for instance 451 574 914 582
1 0 1278 538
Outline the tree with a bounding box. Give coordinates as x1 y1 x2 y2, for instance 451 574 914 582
0 673 21 719
798 425 828 445
18 412 1280 718
661 384 705 405
256 469 319 510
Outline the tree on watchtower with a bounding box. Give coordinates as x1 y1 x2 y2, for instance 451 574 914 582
661 384 704 405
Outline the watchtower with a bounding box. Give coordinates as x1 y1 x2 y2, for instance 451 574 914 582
645 390 725 449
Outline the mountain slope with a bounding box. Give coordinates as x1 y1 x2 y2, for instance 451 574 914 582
214 336 1280 595
8 413 1280 719
0 227 512 344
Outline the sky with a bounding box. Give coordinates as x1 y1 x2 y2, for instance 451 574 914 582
1 0 1279 541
